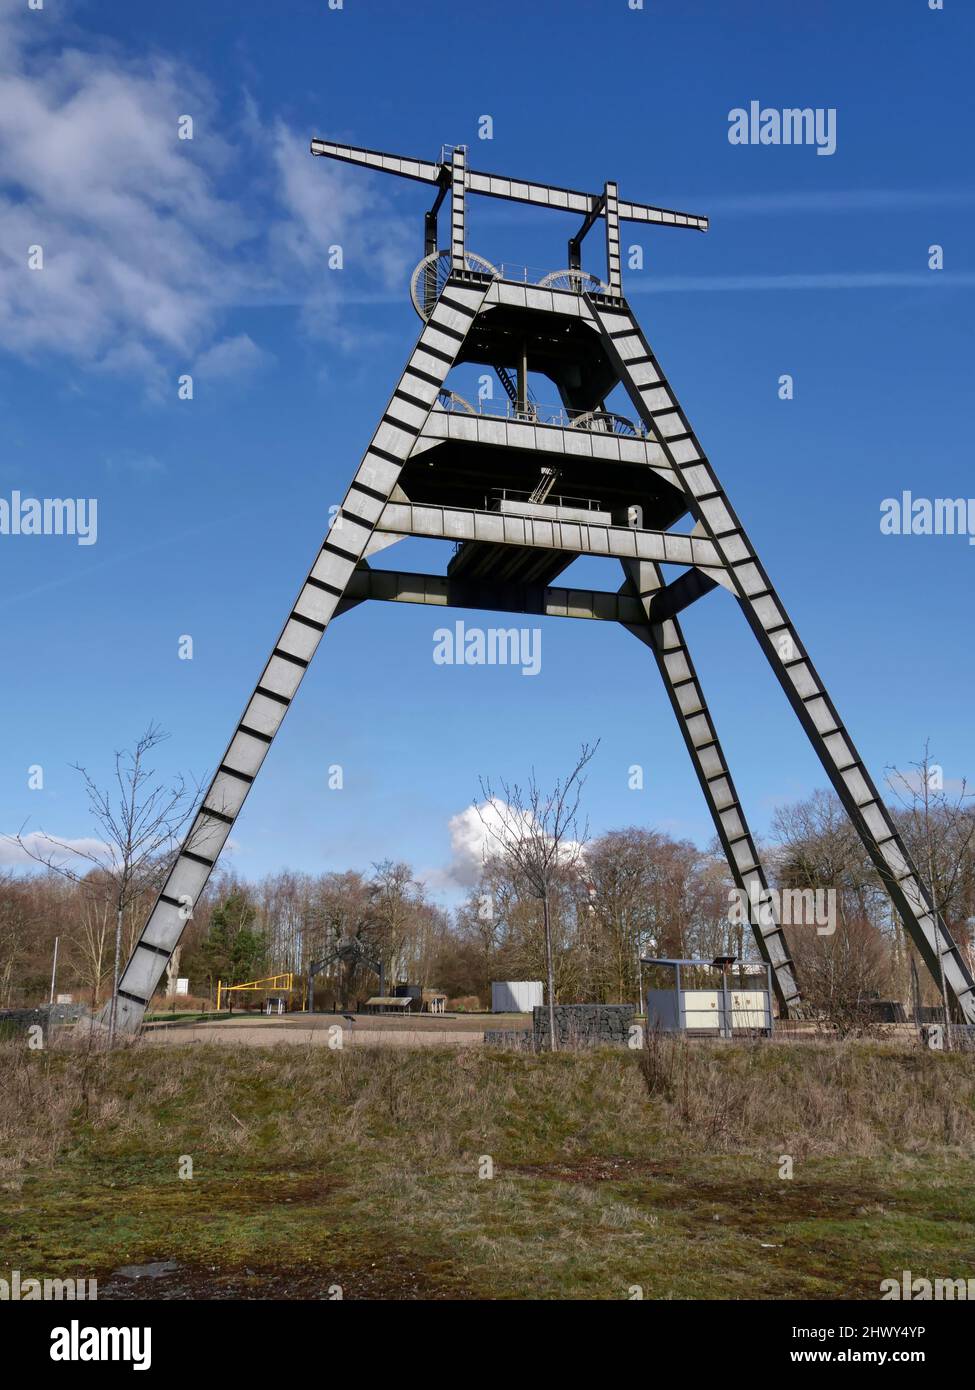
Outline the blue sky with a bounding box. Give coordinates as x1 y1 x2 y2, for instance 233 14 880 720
2 0 973 904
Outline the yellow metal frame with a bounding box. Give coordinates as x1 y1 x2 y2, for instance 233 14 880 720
216 972 298 1012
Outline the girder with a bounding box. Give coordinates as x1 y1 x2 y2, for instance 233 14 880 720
373 500 724 569
411 407 678 486
310 138 709 230
337 567 649 625
645 567 720 622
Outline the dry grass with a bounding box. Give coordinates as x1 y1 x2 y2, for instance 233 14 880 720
639 1033 975 1157
1 1037 973 1298
1 1036 974 1181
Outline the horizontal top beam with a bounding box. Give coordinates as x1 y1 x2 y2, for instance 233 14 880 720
310 138 708 232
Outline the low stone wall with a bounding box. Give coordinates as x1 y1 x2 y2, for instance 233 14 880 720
484 1007 636 1050
532 1004 635 1050
483 1028 532 1051
0 1003 90 1038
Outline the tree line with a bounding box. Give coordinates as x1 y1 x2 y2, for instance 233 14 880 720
2 732 973 1024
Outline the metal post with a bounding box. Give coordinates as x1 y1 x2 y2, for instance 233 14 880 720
720 962 731 1040
450 146 466 273
765 963 774 1034
108 905 122 1045
48 935 59 1006
927 834 953 1050
517 339 529 417
568 193 604 294
423 208 438 315
633 913 645 1012
604 181 622 295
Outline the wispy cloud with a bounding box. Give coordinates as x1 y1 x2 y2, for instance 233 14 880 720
700 188 975 217
193 332 272 381
471 184 975 229
885 768 970 798
0 506 251 610
105 452 166 476
0 9 247 386
0 9 413 387
0 830 112 868
628 271 975 295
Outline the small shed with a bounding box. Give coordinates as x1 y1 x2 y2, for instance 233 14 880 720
492 981 543 1013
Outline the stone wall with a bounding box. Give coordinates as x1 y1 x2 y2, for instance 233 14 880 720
483 1007 636 1050
483 1028 532 1051
0 1003 89 1037
532 1004 635 1049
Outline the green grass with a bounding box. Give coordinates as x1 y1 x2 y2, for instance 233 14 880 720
1 1041 973 1299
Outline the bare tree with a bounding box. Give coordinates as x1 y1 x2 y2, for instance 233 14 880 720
789 912 891 1036
0 871 33 1008
368 860 421 988
8 724 199 1042
475 743 598 1050
76 887 114 1007
887 743 975 1046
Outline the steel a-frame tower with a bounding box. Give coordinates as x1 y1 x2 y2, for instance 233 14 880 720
105 138 975 1033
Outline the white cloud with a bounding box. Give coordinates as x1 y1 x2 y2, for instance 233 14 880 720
193 332 270 381
427 799 585 893
1 828 239 871
0 10 248 377
0 831 114 868
0 10 413 385
442 801 505 888
264 116 414 345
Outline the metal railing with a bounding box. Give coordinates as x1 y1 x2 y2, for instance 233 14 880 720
493 262 607 293
487 487 604 514
434 395 648 435
446 485 606 557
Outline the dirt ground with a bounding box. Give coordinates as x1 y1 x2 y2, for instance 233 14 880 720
97 1255 463 1300
142 1010 529 1048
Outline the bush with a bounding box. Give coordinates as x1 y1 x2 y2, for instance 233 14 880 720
447 995 481 1013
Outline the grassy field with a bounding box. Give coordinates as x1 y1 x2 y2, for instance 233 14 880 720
1 1037 973 1300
